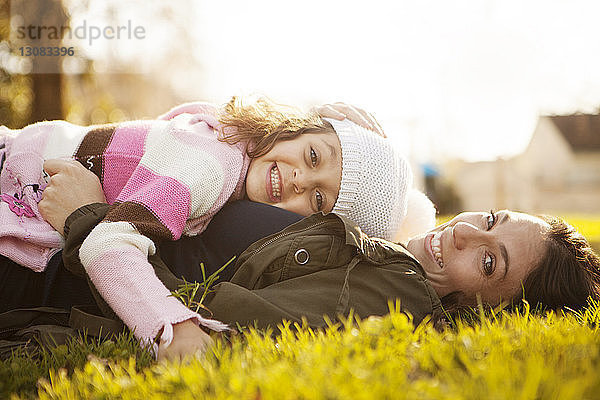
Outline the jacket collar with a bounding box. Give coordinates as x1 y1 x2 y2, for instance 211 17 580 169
333 213 424 270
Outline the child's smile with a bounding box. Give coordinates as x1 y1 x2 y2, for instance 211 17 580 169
268 162 282 201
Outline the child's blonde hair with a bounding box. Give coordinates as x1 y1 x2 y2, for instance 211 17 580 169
218 96 335 158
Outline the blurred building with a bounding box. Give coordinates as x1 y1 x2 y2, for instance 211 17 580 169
444 114 600 213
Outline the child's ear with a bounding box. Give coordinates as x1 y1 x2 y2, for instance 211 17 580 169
394 189 437 244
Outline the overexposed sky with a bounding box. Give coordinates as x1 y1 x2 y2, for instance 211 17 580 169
63 0 600 162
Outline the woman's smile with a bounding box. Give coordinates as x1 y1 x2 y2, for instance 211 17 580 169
427 230 444 268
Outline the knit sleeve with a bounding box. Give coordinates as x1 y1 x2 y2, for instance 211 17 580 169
77 114 245 346
79 221 228 348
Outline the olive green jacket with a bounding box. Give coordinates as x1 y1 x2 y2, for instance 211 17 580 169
63 204 442 332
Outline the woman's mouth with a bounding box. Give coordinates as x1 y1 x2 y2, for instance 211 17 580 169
427 230 444 268
267 163 282 202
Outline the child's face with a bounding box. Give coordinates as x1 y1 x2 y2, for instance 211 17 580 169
245 131 342 216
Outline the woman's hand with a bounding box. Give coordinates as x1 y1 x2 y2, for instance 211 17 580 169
38 159 107 235
157 319 214 362
314 102 386 137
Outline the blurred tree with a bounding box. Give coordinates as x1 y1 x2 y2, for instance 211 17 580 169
20 0 68 122
2 0 68 125
0 0 32 128
3 0 205 128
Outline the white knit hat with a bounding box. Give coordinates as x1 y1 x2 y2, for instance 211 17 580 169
324 118 413 241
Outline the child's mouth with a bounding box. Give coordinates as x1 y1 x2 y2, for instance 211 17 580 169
268 163 282 201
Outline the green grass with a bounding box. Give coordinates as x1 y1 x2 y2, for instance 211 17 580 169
3 301 600 399
1 330 154 399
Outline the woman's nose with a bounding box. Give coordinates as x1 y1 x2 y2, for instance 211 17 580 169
452 222 482 250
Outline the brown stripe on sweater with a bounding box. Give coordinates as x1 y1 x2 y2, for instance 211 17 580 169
105 201 173 242
74 124 117 182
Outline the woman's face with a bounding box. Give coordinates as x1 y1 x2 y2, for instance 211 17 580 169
407 210 550 305
245 131 342 216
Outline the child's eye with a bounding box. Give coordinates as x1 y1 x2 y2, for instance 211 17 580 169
310 148 318 167
315 190 323 210
482 252 495 275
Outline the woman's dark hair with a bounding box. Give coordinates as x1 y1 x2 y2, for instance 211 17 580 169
440 215 600 315
521 215 600 311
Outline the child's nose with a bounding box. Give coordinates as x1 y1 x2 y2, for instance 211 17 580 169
292 169 303 194
292 168 313 194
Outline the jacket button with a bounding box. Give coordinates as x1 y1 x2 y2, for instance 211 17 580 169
405 270 416 275
294 249 310 265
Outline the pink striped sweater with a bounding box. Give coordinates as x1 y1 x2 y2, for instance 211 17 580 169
0 102 251 347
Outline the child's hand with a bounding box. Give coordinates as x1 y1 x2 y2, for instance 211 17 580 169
157 319 214 362
313 102 386 137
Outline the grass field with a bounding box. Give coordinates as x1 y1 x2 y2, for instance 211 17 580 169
2 215 599 399
3 302 600 399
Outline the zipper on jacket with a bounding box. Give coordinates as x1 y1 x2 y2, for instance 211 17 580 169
0 327 21 337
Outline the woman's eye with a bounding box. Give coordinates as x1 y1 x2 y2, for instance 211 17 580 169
486 211 497 230
315 191 323 210
482 252 495 275
310 148 318 167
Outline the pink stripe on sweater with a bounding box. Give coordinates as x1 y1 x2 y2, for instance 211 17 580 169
102 122 150 204
115 166 190 239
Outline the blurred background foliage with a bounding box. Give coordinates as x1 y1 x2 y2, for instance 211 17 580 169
0 0 32 128
0 0 185 128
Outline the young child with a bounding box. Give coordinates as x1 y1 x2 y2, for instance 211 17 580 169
0 96 433 351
